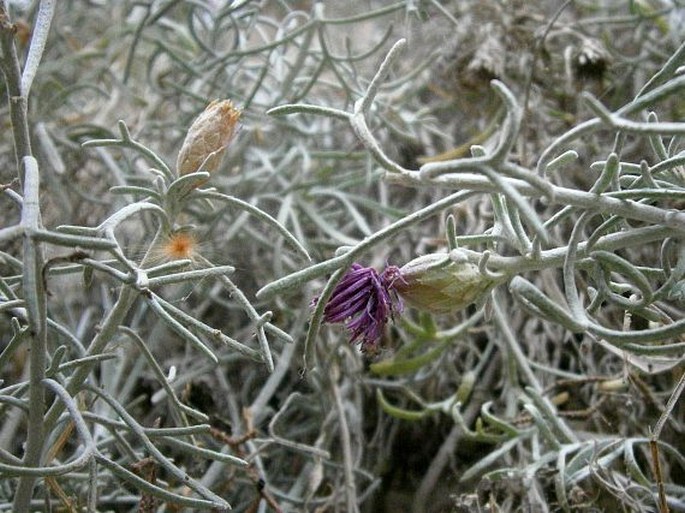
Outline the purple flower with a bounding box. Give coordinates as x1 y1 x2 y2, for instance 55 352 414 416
313 263 403 351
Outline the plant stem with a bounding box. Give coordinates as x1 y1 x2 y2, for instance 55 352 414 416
0 2 32 179
12 158 47 513
0 4 50 509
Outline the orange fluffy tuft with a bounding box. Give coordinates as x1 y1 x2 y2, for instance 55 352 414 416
159 231 198 261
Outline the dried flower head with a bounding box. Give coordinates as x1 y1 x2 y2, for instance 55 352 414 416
176 99 241 180
393 252 501 314
573 39 610 81
314 263 403 351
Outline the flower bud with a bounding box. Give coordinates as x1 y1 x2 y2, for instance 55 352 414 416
176 99 241 180
394 252 500 314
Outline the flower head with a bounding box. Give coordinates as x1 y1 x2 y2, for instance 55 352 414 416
313 253 504 349
315 263 403 351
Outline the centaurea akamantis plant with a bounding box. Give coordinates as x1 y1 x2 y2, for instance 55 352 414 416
5 2 685 513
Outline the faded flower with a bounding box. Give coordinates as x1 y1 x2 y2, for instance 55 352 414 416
314 263 403 351
176 99 241 179
573 38 610 81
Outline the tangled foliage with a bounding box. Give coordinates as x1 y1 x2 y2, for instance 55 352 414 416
1 1 685 512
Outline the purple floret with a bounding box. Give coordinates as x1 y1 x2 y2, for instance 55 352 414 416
314 263 403 351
